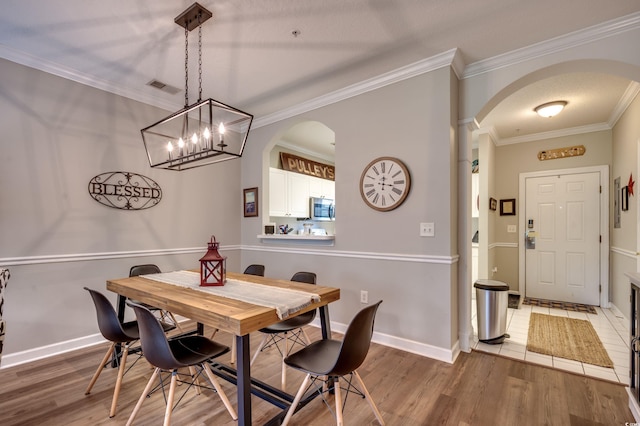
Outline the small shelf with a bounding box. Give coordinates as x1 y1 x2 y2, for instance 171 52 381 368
257 234 334 241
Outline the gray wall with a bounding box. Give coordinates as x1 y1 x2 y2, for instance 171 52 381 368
612 93 640 319
2 18 640 366
492 130 613 290
0 58 242 356
241 67 460 354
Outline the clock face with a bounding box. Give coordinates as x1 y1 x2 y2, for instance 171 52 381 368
359 157 411 211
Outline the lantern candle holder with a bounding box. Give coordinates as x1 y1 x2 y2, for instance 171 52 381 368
199 235 226 286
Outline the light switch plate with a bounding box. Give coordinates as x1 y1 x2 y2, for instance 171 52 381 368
507 225 516 233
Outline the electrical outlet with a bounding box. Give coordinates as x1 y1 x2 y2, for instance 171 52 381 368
360 290 368 304
420 222 435 237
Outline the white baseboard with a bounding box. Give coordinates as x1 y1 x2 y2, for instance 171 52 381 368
1 333 106 369
1 317 459 369
628 387 640 422
311 319 458 364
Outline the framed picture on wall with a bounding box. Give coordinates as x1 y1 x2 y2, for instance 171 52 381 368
500 199 516 216
243 187 258 217
489 197 497 211
622 186 629 212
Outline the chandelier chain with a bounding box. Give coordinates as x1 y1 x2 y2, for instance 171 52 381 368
198 14 203 102
184 24 189 107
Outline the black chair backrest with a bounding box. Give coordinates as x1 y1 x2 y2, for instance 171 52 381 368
244 264 265 276
290 272 317 322
127 301 182 370
84 287 138 343
291 271 316 284
129 264 161 277
330 300 382 376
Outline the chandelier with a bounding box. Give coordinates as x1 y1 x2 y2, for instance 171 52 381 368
141 3 253 171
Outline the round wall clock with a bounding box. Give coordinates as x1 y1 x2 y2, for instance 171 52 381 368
359 157 411 211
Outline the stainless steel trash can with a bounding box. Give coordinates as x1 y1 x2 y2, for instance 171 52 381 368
474 279 509 344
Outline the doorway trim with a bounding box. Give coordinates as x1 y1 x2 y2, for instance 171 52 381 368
518 165 610 307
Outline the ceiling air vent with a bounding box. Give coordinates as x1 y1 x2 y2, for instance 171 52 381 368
146 79 181 95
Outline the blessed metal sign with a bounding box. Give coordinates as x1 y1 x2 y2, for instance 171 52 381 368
88 171 162 210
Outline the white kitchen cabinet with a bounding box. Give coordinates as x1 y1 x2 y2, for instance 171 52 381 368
308 175 335 199
269 168 310 218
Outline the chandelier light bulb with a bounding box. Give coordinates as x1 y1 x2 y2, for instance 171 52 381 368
167 141 174 161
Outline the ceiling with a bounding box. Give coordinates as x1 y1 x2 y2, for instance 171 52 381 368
1 1 640 157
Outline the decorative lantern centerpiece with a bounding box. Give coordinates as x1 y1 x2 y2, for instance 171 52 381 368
199 236 226 286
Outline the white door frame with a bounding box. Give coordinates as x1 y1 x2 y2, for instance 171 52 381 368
518 165 610 307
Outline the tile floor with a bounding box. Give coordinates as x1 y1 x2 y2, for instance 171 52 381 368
471 299 630 384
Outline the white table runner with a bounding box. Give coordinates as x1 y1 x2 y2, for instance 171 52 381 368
142 270 320 320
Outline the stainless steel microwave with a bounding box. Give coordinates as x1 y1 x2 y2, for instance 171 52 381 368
309 197 335 221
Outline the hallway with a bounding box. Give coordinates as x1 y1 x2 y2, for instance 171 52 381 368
472 301 630 384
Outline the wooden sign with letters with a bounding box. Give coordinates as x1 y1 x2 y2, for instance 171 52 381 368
280 153 335 181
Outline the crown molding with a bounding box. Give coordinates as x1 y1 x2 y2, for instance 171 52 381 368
253 48 459 129
608 81 640 127
0 44 181 112
496 122 611 146
462 11 640 79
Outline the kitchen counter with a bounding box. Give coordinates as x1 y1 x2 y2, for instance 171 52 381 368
257 234 334 241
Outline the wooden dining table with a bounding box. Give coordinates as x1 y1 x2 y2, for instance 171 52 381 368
106 271 340 425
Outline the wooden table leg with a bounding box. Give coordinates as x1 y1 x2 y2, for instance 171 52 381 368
236 334 251 426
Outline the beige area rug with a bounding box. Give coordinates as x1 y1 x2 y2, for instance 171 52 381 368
526 313 614 368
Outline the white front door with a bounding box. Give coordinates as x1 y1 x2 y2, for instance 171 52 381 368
525 172 600 305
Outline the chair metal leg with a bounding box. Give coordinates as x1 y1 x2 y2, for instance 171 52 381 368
188 366 202 395
126 367 160 426
85 343 115 395
282 373 312 426
109 342 130 417
166 312 183 332
301 327 312 345
203 362 238 420
353 370 385 425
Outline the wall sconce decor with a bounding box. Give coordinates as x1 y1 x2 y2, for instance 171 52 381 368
500 198 516 216
141 3 253 171
199 235 226 286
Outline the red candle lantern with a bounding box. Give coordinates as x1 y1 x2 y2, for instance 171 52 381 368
199 235 226 286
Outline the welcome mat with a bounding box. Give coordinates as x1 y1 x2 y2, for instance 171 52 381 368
523 297 597 314
526 313 613 368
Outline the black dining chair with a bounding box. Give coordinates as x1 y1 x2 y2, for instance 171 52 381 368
243 264 265 276
250 271 316 389
83 287 174 418
128 264 183 331
281 300 384 426
125 301 237 425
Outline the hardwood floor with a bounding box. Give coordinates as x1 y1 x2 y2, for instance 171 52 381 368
0 323 634 425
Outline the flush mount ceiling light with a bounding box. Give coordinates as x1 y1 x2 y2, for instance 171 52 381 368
534 101 567 118
141 3 253 171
